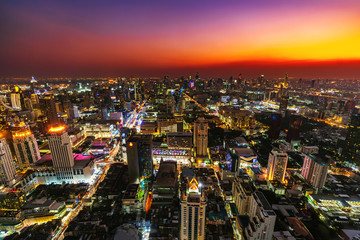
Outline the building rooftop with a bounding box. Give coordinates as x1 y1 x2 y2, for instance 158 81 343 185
154 161 177 188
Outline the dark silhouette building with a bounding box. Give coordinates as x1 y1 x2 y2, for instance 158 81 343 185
269 113 282 140
343 112 360 164
286 115 302 142
126 134 153 183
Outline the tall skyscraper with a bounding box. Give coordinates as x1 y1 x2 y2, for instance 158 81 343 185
48 126 74 181
193 117 208 157
267 149 288 183
0 137 17 186
343 112 360 164
12 128 40 168
42 94 59 124
301 155 328 190
10 92 22 110
269 113 282 140
180 177 206 240
286 114 302 142
126 134 153 183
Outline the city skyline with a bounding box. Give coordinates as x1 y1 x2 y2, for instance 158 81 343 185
1 0 360 78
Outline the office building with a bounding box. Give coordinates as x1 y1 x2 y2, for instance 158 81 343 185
126 134 153 183
48 125 74 181
41 94 59 124
193 117 208 157
267 149 288 183
12 129 40 168
343 113 360 164
301 155 328 189
236 191 276 240
279 95 289 115
152 161 177 205
180 177 207 240
10 93 21 110
286 115 302 142
0 137 17 186
269 113 282 140
232 177 255 215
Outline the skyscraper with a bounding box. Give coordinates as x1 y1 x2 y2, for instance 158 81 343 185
180 177 206 240
269 113 282 140
278 74 289 115
193 117 208 157
286 114 302 142
48 125 74 181
126 134 153 183
10 89 22 110
42 94 59 124
301 155 328 190
0 137 17 186
12 128 40 168
267 149 288 183
343 112 360 164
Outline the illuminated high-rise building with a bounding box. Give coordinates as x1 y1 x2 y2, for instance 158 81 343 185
10 92 21 110
0 137 17 186
267 149 288 183
301 155 328 190
48 126 74 181
180 177 206 240
343 112 360 164
193 117 208 157
126 134 153 183
12 129 40 168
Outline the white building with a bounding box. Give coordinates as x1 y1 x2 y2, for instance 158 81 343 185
267 149 288 183
13 130 40 168
10 93 21 110
0 138 17 186
193 117 208 157
180 178 207 240
246 191 277 240
232 177 254 215
48 126 74 181
301 154 328 189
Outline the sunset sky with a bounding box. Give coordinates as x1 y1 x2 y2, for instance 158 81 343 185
1 0 360 78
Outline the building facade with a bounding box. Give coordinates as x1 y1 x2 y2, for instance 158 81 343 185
193 117 208 157
267 149 288 183
343 113 360 164
180 178 207 240
48 126 74 181
12 130 40 169
126 134 153 183
301 155 328 189
0 138 17 186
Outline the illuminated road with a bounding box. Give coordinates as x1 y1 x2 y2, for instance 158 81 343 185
183 92 213 114
124 97 148 131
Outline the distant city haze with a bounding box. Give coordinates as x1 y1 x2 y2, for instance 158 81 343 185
1 0 360 78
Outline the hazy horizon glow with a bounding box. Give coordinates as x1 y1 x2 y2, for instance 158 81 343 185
1 0 360 78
